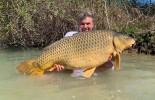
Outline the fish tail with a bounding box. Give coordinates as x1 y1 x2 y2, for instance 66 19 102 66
16 60 44 75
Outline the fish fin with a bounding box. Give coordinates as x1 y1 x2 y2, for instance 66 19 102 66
47 67 55 71
82 67 96 78
17 60 44 75
115 52 120 70
43 62 55 71
112 51 117 57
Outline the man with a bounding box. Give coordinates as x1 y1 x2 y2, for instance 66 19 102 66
55 12 114 78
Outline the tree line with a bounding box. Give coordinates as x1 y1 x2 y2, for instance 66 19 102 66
0 0 155 54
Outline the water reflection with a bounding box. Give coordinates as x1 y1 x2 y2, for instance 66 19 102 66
0 49 155 100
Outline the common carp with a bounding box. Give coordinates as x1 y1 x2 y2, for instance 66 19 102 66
17 30 135 78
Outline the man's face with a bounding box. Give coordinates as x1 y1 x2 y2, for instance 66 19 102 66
79 17 94 32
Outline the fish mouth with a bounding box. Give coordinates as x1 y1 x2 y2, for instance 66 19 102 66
125 40 135 50
127 40 135 50
131 40 136 48
131 43 135 48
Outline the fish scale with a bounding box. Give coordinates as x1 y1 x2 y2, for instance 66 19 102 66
17 30 135 77
36 30 113 69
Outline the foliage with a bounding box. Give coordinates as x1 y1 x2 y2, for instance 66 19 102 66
0 0 155 51
121 25 139 34
134 31 155 55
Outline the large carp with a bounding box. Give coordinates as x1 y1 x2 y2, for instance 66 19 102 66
17 30 135 78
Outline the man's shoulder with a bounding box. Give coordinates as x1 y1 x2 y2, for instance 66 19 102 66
64 31 79 37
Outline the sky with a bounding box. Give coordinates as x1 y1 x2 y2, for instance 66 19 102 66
137 0 155 4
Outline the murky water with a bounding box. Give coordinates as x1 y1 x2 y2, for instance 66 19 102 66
0 48 155 100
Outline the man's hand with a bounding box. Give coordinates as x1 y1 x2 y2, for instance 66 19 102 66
108 54 113 61
54 64 65 71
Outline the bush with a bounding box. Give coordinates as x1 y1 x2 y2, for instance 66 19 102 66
0 0 155 49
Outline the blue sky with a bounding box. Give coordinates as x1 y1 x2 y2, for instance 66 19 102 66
138 0 155 4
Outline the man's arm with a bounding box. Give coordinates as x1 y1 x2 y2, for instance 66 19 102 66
64 31 78 37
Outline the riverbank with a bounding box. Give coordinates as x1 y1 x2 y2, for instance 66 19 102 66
0 0 154 55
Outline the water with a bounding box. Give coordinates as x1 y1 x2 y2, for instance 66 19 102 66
0 48 155 100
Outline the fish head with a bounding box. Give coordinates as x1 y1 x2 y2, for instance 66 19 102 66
113 33 135 52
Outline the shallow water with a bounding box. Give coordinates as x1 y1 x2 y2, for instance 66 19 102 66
0 48 155 100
